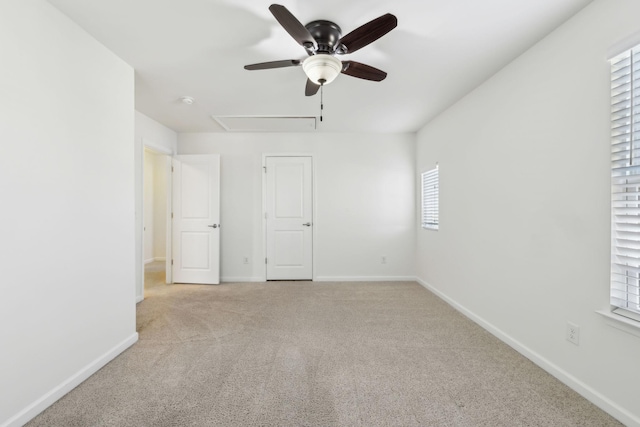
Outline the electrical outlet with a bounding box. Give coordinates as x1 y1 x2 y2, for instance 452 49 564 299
566 322 580 345
381 255 387 264
243 256 249 264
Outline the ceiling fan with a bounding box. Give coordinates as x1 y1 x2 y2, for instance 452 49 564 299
244 4 397 96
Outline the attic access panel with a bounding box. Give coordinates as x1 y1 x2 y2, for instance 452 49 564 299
212 116 316 132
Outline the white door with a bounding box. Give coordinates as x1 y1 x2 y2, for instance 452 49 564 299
172 155 220 284
265 156 313 280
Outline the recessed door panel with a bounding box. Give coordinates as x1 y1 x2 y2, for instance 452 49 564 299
181 163 210 219
275 164 304 219
181 232 210 269
274 230 304 267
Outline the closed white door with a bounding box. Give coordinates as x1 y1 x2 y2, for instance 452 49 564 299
265 156 313 280
172 155 220 284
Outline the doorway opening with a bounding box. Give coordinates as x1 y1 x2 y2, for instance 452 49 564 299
142 147 171 296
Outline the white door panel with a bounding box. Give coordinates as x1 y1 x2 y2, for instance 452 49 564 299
173 155 220 284
275 164 305 217
274 230 305 266
181 164 210 218
181 232 210 269
266 156 313 280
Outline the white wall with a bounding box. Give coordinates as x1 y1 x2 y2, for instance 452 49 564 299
134 112 176 300
415 0 640 425
0 1 136 426
135 112 178 153
179 132 416 282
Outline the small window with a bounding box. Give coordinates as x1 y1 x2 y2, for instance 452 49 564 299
610 45 640 316
421 166 439 230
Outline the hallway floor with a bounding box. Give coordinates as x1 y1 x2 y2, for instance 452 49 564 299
144 260 166 293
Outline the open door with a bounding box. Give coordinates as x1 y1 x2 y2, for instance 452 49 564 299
172 154 220 284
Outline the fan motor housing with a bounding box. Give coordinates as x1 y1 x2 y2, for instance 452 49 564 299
305 20 342 53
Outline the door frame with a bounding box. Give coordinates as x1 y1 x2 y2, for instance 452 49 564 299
262 153 317 281
138 139 173 302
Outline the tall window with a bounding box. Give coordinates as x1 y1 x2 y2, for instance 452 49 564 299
610 45 640 317
421 166 439 230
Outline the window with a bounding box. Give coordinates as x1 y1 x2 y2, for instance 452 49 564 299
610 45 640 316
421 166 439 230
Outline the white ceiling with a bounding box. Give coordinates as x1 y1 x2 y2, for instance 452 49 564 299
47 0 593 133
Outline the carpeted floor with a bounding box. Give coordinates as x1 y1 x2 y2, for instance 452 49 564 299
28 264 621 426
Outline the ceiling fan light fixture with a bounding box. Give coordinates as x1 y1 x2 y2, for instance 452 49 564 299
302 54 342 85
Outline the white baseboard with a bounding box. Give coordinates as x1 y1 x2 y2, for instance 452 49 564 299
144 257 165 264
220 276 417 283
221 276 265 283
314 276 417 282
2 333 138 427
415 277 640 427
136 294 144 303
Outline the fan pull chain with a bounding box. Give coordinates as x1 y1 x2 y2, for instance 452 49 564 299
320 84 324 122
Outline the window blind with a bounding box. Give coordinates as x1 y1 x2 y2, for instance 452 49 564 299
421 167 439 230
611 45 640 315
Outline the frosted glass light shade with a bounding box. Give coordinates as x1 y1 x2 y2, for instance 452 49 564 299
302 54 342 85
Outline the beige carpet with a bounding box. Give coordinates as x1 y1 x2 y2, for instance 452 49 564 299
28 268 621 426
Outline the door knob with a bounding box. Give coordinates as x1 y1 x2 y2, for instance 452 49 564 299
208 224 219 228
302 222 312 227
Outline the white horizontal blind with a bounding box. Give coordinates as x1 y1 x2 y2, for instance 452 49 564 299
611 45 640 315
421 167 439 230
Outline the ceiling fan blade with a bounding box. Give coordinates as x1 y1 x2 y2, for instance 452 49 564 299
341 61 387 81
244 59 301 70
269 4 318 51
338 13 397 54
305 79 320 96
